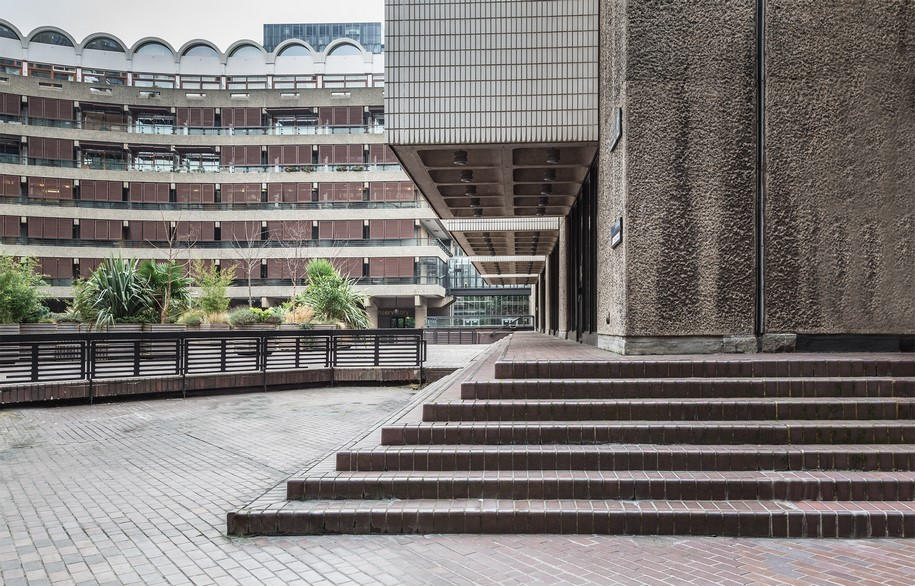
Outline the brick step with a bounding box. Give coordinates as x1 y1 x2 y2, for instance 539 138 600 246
227 499 915 537
335 444 915 472
462 378 915 400
288 470 915 501
494 358 915 381
380 421 915 446
423 398 915 422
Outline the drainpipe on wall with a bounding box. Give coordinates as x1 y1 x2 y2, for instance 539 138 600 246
755 0 767 341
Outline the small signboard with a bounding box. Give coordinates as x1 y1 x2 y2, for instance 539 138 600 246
607 107 622 152
610 218 623 248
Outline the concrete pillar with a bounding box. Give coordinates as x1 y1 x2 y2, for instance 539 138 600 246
543 255 553 335
413 296 427 329
557 218 569 339
529 284 537 324
365 297 379 329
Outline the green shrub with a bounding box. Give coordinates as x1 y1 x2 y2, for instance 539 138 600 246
177 309 206 327
227 307 259 327
192 260 234 314
0 256 47 323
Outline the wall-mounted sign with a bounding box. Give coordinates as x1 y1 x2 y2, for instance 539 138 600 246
607 107 622 152
610 217 623 248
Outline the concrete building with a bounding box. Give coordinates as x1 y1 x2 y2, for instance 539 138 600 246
385 0 914 353
0 20 452 327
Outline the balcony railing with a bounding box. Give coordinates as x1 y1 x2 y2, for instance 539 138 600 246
0 195 428 212
0 156 401 174
43 276 447 288
0 114 385 136
1 236 452 254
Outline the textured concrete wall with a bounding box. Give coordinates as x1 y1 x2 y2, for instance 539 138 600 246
763 1 915 334
596 0 629 337
598 0 758 340
386 0 598 144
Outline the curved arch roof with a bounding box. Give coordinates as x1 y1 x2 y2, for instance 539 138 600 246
0 23 382 75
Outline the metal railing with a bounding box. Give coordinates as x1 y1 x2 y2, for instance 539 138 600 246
425 315 535 328
0 196 427 212
1 114 385 136
7 157 401 174
0 236 452 255
0 329 426 393
43 276 448 288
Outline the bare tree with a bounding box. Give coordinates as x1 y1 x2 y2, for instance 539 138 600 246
231 221 266 307
271 220 311 301
145 212 198 323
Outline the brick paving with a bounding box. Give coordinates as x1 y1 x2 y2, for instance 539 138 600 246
0 371 914 583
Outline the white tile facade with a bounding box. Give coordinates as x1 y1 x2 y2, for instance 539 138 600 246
385 0 599 145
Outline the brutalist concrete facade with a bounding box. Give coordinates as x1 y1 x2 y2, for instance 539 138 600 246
387 0 915 353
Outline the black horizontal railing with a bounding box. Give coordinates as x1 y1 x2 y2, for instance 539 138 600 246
43 276 448 287
1 156 402 174
0 236 452 255
0 329 427 393
0 195 428 211
2 114 385 136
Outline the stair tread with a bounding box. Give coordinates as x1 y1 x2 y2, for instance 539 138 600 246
342 443 915 452
251 498 915 513
472 376 915 382
432 398 915 404
297 469 915 480
388 420 915 427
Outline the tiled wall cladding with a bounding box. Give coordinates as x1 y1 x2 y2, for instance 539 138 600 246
385 0 599 145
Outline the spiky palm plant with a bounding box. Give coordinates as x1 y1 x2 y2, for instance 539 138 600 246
299 259 368 329
71 257 155 327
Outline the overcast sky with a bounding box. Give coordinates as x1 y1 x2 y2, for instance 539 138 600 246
4 0 385 49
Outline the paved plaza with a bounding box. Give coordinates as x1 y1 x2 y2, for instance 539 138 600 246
0 384 913 585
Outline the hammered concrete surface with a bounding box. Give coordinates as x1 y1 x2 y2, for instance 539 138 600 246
0 376 913 584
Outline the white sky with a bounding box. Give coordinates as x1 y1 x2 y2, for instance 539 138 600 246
3 0 385 50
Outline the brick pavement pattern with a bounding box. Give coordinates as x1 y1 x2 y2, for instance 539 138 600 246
1 379 915 584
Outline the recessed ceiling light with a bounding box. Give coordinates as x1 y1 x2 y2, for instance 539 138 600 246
540 184 552 196
464 185 477 196
453 150 468 166
459 170 473 183
543 168 556 182
545 148 560 165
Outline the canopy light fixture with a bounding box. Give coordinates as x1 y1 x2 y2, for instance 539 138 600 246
473 208 483 217
538 196 548 206
464 185 477 196
545 148 560 165
470 197 481 208
543 168 556 182
540 184 553 196
452 150 468 166
459 170 474 183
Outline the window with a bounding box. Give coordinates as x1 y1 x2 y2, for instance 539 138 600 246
134 111 174 134
30 31 73 47
327 43 360 57
28 63 75 81
82 69 127 86
273 113 317 135
84 37 125 52
81 149 126 171
134 42 172 56
0 24 18 40
323 74 367 88
181 153 220 173
182 44 218 57
277 44 310 57
180 75 220 90
133 72 175 88
372 74 384 88
0 58 21 76
273 75 316 89
227 76 267 90
229 45 262 58
133 152 174 172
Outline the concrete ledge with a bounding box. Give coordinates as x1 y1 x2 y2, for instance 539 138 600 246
597 335 758 355
0 366 424 407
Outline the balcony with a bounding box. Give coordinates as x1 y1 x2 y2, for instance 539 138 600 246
0 195 428 212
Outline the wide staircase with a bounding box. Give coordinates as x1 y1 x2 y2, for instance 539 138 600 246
230 348 915 537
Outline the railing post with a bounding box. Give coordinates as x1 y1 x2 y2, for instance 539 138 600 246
220 339 227 372
30 343 38 382
261 335 267 393
133 340 140 377
295 337 301 369
88 340 96 405
374 334 380 366
181 337 188 399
